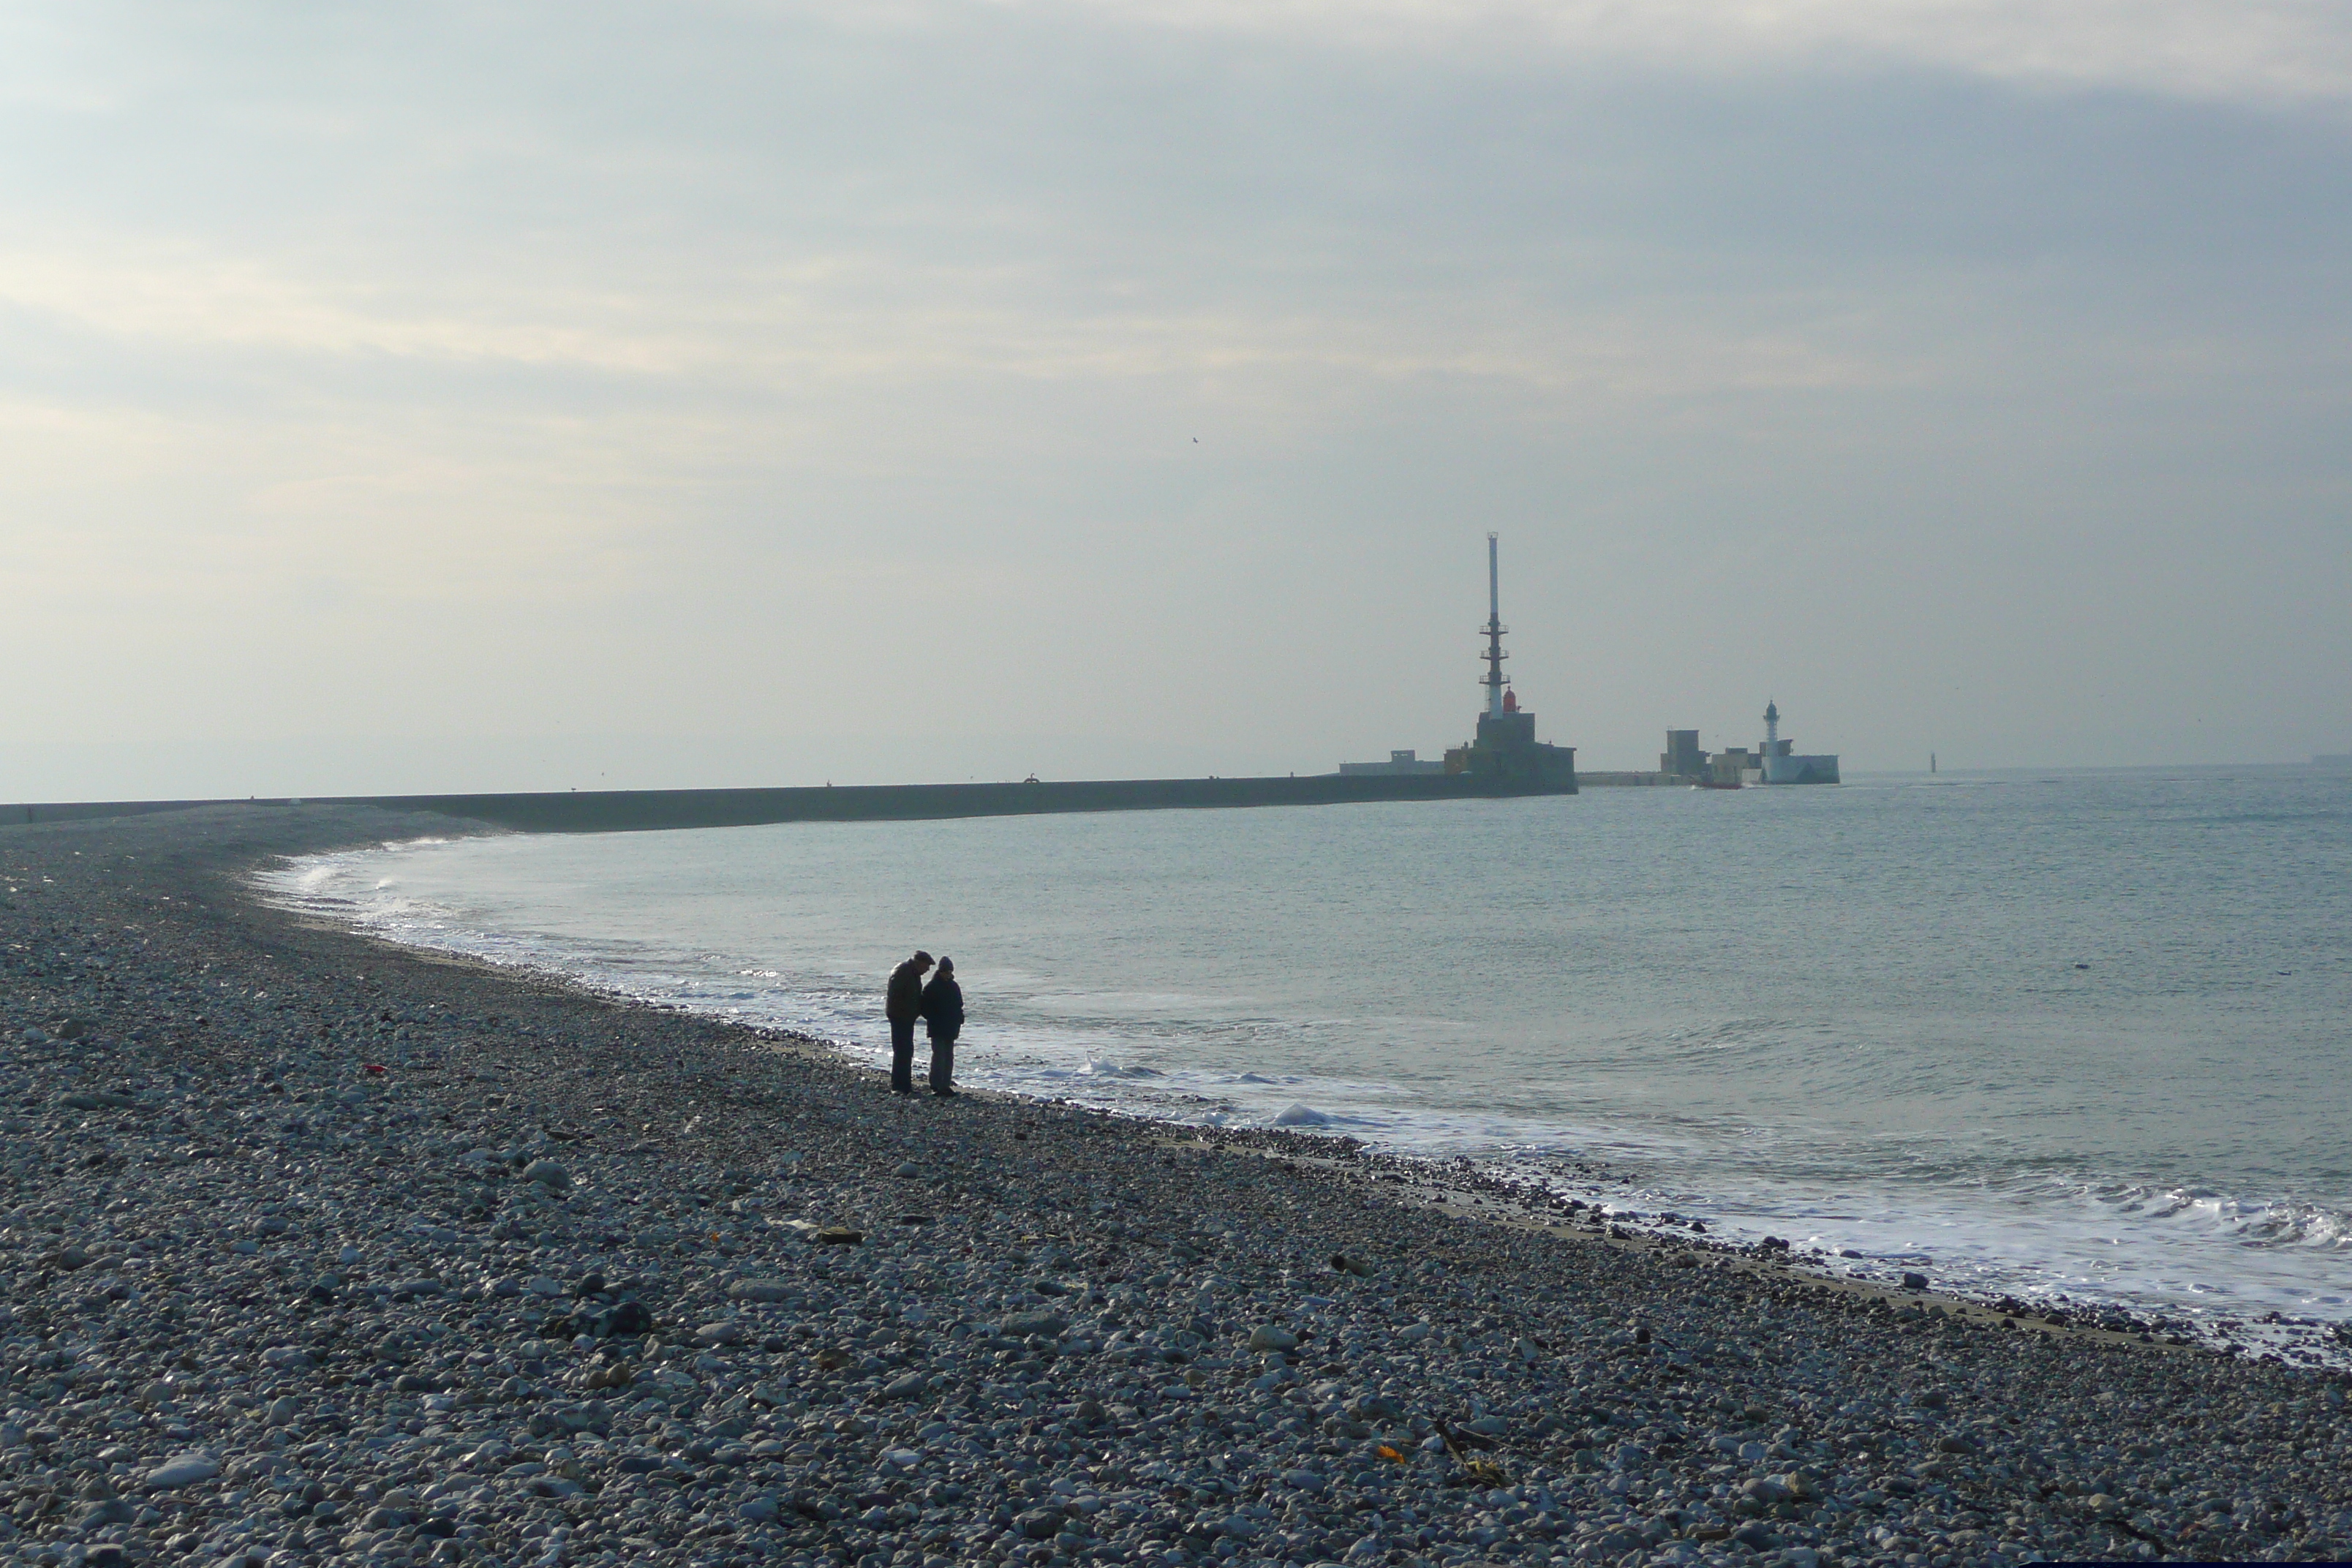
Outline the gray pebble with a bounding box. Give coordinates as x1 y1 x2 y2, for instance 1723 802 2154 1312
0 801 2332 1568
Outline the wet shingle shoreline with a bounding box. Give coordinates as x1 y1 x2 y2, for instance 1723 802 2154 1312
1 805 2345 1567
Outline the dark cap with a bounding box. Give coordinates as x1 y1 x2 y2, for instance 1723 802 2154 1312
936 956 954 972
913 950 934 965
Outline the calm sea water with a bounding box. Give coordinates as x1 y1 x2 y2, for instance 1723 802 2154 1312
265 771 2352 1340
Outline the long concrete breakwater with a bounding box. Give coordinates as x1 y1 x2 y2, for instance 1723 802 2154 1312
7 768 1578 834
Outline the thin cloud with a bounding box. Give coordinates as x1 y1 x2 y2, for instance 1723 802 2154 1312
1014 0 2352 107
0 231 1912 403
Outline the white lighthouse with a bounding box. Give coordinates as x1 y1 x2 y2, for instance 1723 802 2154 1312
1764 698 1781 754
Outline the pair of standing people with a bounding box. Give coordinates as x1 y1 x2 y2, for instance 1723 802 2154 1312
884 950 963 1096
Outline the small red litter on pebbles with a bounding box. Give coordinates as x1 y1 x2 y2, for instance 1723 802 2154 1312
363 1063 388 1075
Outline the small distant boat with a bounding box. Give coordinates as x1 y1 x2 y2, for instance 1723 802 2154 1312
1695 779 1743 791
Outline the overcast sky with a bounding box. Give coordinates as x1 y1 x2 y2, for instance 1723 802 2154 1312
5 0 2349 796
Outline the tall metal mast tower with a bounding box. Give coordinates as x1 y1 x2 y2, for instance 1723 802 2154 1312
1482 532 1508 717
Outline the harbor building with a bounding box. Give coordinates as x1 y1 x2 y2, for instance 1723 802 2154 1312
1709 747 1757 787
1339 749 1445 777
1657 702 1839 787
1758 700 1840 785
1439 536 1578 788
1341 534 1577 792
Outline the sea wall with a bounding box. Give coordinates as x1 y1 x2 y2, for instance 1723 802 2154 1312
10 770 1578 835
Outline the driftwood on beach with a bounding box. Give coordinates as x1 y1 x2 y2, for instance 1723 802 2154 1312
0 804 2343 1567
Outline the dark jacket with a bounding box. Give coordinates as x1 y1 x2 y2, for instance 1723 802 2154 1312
886 960 929 1025
920 975 965 1041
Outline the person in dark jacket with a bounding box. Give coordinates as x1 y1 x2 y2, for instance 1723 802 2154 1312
919 957 965 1096
884 950 933 1095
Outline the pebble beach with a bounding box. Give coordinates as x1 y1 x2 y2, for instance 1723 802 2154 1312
2 804 2348 1568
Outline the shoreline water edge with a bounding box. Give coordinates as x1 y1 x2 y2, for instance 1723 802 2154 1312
2 805 2348 1567
260 815 2352 1370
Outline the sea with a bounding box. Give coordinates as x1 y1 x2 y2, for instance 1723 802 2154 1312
263 768 2352 1354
